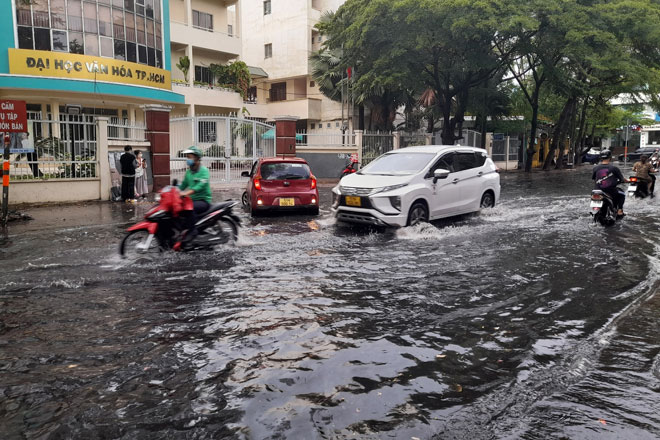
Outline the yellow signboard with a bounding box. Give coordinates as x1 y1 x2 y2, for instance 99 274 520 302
8 49 171 91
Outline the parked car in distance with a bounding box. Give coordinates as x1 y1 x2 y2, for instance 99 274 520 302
332 145 500 227
582 148 602 164
618 146 659 163
241 157 319 216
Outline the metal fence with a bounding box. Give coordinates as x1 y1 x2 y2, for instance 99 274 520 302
509 138 521 161
8 112 98 181
431 129 482 148
296 130 355 148
401 132 429 148
492 136 520 162
170 116 275 183
362 131 394 165
108 118 147 142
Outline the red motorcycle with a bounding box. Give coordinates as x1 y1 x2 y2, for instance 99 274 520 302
340 154 360 179
119 182 240 257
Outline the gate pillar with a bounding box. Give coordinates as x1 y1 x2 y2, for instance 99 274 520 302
274 116 298 157
144 105 172 191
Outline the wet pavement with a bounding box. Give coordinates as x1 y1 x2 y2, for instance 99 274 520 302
1 168 659 439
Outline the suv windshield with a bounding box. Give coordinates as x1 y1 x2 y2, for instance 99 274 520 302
261 162 311 180
360 153 436 176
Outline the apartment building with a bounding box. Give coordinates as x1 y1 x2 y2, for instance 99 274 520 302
169 0 244 117
240 0 349 130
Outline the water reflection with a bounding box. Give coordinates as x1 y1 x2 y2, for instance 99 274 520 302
1 168 659 438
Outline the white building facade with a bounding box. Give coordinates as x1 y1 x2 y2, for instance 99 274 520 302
240 0 348 130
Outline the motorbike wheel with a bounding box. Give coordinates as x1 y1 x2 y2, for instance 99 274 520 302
206 218 239 245
596 207 616 227
119 230 161 259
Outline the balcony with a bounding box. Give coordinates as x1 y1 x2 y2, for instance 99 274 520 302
263 98 322 120
173 83 244 110
170 21 241 56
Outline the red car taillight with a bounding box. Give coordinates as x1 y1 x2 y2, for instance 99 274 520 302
254 178 262 190
310 177 317 190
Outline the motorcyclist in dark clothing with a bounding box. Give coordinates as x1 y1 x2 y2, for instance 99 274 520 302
592 150 629 217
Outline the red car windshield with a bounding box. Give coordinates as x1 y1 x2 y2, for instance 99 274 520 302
260 162 311 180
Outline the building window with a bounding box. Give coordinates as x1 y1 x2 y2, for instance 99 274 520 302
310 81 315 87
14 0 163 67
195 66 214 85
264 43 272 59
311 123 315 129
227 24 233 36
327 123 331 128
269 82 286 102
34 28 51 51
263 0 271 15
52 30 69 52
193 10 213 31
18 27 34 49
246 86 257 103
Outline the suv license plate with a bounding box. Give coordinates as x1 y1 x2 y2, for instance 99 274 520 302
345 196 362 207
279 198 295 207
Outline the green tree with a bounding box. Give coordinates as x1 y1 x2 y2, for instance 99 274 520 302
176 56 190 82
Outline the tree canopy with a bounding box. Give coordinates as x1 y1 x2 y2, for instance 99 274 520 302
312 0 660 170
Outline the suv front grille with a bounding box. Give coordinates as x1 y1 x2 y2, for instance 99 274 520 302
340 186 372 196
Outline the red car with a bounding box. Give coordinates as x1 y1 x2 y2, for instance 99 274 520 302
241 157 319 216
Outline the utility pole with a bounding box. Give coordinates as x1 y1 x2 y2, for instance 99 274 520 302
2 135 10 226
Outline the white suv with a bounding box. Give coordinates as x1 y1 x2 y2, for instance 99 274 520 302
332 145 500 227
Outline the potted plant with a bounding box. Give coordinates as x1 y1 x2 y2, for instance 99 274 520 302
176 55 190 82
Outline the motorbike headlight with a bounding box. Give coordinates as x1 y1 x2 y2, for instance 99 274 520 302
370 184 408 195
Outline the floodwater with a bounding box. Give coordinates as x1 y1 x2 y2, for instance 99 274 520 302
1 167 659 439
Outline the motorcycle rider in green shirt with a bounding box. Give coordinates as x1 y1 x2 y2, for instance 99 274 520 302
179 146 211 243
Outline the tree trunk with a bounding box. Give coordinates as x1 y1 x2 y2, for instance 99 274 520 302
565 99 579 167
479 115 487 149
543 97 574 170
525 96 540 172
358 105 365 130
577 98 589 156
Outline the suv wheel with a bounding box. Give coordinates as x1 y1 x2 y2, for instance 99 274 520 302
480 192 495 209
407 202 429 226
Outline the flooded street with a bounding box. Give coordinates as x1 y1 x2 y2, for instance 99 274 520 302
1 167 659 439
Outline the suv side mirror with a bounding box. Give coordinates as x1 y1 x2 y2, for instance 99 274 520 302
433 169 450 183
241 171 250 178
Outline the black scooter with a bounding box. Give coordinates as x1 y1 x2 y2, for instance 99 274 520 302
590 189 623 226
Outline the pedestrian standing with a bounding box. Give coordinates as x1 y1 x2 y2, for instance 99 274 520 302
134 150 148 198
120 145 138 202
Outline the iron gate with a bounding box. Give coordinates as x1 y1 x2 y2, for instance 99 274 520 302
170 116 276 184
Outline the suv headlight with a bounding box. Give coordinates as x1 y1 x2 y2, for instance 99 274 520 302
370 184 408 195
